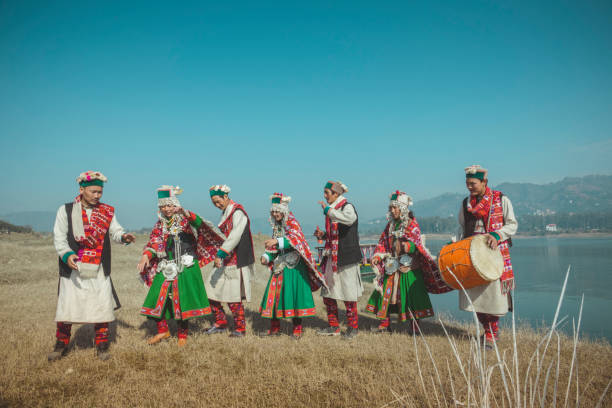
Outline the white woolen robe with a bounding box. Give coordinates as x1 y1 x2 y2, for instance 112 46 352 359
53 205 126 323
319 195 364 302
457 195 518 315
202 203 254 303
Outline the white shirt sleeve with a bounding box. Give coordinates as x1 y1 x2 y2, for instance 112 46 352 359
220 210 247 254
53 205 72 259
327 203 357 226
108 214 126 244
496 196 518 241
457 203 465 240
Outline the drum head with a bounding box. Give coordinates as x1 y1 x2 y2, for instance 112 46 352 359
469 234 504 281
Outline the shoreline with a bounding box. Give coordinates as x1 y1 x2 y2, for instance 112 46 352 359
359 231 612 241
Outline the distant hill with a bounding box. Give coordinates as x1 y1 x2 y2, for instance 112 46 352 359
0 211 55 232
362 174 612 234
0 220 33 233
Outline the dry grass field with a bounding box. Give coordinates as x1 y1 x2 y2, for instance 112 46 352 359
0 232 611 407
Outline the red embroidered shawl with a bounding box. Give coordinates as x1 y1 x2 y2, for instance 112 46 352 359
140 212 224 287
218 201 254 267
373 218 454 294
273 212 326 290
74 195 114 268
323 198 348 272
467 187 514 294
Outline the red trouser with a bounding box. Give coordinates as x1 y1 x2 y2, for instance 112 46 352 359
56 322 109 346
270 317 303 334
477 313 500 340
210 300 246 332
155 319 188 339
323 298 358 329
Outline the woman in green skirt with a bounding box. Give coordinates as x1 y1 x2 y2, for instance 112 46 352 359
259 193 326 339
137 186 225 346
366 191 436 333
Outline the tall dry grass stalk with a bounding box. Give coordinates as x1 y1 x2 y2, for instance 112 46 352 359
0 233 610 407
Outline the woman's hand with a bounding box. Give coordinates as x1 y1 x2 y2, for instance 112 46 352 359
137 254 150 273
264 238 278 250
260 256 269 265
371 256 381 266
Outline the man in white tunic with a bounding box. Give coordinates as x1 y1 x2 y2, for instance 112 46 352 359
457 165 518 346
314 181 364 339
204 185 255 337
48 171 135 361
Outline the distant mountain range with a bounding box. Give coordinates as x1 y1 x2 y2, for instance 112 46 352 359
362 174 612 231
2 175 611 232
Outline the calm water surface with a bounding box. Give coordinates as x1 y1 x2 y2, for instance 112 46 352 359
425 237 612 343
312 236 612 342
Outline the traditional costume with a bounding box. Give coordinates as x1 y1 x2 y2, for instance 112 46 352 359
366 191 435 332
259 193 326 338
458 165 518 342
139 186 224 346
317 181 364 337
50 171 129 360
204 185 255 337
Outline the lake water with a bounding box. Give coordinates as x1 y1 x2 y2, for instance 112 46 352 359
311 236 612 343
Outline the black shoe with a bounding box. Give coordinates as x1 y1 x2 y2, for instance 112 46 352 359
316 326 341 336
96 342 111 361
229 330 245 338
342 327 359 339
206 325 227 335
47 341 68 362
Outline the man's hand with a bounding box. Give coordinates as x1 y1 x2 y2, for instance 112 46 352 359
67 254 79 270
264 238 278 250
214 257 223 268
486 234 498 250
313 227 325 239
137 254 150 273
122 233 136 244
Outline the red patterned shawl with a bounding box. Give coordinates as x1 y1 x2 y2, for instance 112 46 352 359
467 188 514 294
218 201 254 267
274 212 326 290
73 195 114 269
140 212 224 287
373 218 454 294
323 198 348 273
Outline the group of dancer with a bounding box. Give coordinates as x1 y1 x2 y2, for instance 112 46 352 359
48 165 517 361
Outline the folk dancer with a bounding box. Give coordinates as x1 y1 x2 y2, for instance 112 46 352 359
314 181 364 339
205 185 255 337
49 171 135 361
366 191 435 333
459 165 518 346
137 186 224 346
259 193 326 339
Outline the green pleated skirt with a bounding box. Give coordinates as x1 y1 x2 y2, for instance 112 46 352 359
366 268 434 321
140 262 211 321
259 259 316 319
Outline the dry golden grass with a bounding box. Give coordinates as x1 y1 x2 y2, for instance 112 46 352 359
0 232 611 407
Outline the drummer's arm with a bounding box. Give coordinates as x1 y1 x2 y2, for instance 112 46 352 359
457 204 466 240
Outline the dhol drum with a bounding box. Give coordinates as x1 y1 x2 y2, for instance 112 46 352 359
438 234 503 290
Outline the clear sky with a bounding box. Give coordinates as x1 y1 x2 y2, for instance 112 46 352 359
1 0 611 229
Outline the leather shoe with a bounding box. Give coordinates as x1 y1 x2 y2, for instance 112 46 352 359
147 331 171 345
206 325 227 335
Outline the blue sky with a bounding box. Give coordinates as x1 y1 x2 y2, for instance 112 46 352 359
1 1 611 229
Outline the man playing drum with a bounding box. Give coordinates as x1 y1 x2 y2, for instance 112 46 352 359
458 165 518 346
